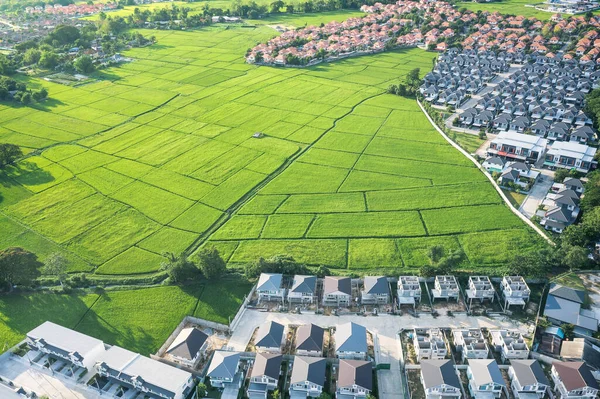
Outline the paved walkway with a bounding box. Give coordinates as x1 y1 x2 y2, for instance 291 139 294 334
519 172 554 218
229 310 533 399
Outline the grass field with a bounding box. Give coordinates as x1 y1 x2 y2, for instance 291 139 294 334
0 279 248 355
0 18 547 278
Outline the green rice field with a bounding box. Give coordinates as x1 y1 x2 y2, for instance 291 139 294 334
0 22 547 279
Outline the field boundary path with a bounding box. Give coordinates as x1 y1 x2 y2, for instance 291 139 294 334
417 99 554 245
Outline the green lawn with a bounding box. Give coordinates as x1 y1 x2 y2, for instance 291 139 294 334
502 189 527 209
552 272 585 290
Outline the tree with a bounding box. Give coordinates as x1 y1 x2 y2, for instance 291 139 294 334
39 51 59 69
196 382 207 397
563 245 589 271
32 88 49 102
74 55 95 74
560 323 575 340
318 393 332 399
427 245 445 264
161 252 199 283
270 389 281 399
0 144 22 168
0 247 42 289
43 252 69 287
197 247 226 279
48 25 80 46
23 48 42 65
315 265 331 278
20 92 32 105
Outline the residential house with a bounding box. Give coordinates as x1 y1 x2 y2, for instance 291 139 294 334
420 359 462 399
288 356 326 399
465 276 496 305
490 330 529 362
531 120 551 136
431 276 460 301
166 327 209 367
482 157 505 173
288 275 317 304
255 321 285 353
26 321 105 370
397 276 422 307
257 273 285 302
488 132 548 163
95 345 195 399
570 126 595 144
544 141 597 173
295 324 325 357
543 284 598 336
460 108 478 125
501 276 530 309
336 360 373 399
207 351 243 389
467 359 506 399
453 329 489 361
323 276 352 307
413 328 448 362
335 322 368 360
564 178 585 195
551 362 599 399
247 353 282 399
361 276 390 304
540 189 582 233
508 359 550 399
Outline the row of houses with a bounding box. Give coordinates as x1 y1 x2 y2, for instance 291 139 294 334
258 274 532 310
538 178 585 233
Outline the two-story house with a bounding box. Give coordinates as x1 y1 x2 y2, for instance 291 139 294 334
413 328 448 362
295 323 325 357
543 284 598 336
432 276 460 302
398 276 422 308
255 321 285 353
465 276 496 305
490 330 529 362
335 322 368 360
453 329 489 361
544 141 597 173
165 327 209 367
207 351 243 390
487 131 548 163
501 276 530 310
247 353 282 399
257 273 285 302
323 276 352 307
467 359 506 399
551 362 599 399
421 359 462 399
336 360 373 399
287 275 317 304
288 356 326 399
361 276 390 305
509 359 550 399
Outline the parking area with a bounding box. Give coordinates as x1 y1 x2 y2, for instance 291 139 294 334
228 309 532 399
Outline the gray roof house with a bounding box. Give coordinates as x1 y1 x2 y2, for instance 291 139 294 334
295 323 324 357
482 156 505 173
336 360 373 399
95 345 195 399
323 276 352 307
257 273 285 302
509 360 550 399
551 362 599 399
166 327 209 366
335 322 368 360
564 178 584 194
543 284 598 335
207 351 242 389
255 321 285 352
288 356 326 399
421 359 462 399
288 275 317 304
361 276 390 304
467 359 506 399
247 353 282 399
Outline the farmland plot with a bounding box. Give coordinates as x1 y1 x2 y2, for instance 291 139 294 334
0 24 545 278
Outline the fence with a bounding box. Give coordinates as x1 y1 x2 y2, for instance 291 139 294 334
230 284 256 333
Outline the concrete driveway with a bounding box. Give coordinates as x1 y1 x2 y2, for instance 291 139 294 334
229 310 532 399
519 172 554 218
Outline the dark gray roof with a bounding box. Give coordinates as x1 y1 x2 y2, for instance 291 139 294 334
296 324 324 352
468 359 505 387
323 276 351 296
510 360 549 387
255 321 284 348
364 276 389 295
257 273 283 291
166 327 208 360
251 353 282 379
564 178 584 189
335 322 367 354
291 275 317 294
485 156 505 166
207 351 240 379
338 360 372 391
553 361 599 391
421 359 461 390
290 356 326 386
555 194 579 207
510 162 529 171
546 207 570 223
549 284 585 304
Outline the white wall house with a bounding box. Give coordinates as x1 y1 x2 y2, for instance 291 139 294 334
166 327 209 367
431 276 460 301
295 323 324 357
287 275 317 304
453 329 489 361
501 276 530 309
398 276 422 307
247 353 282 399
490 330 529 361
257 273 285 302
288 356 326 399
465 276 496 304
413 328 448 362
361 276 390 304
323 276 352 307
336 360 373 399
421 359 462 399
508 359 550 399
335 322 367 360
487 131 548 163
467 359 506 399
551 362 599 399
544 141 597 173
207 351 243 389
